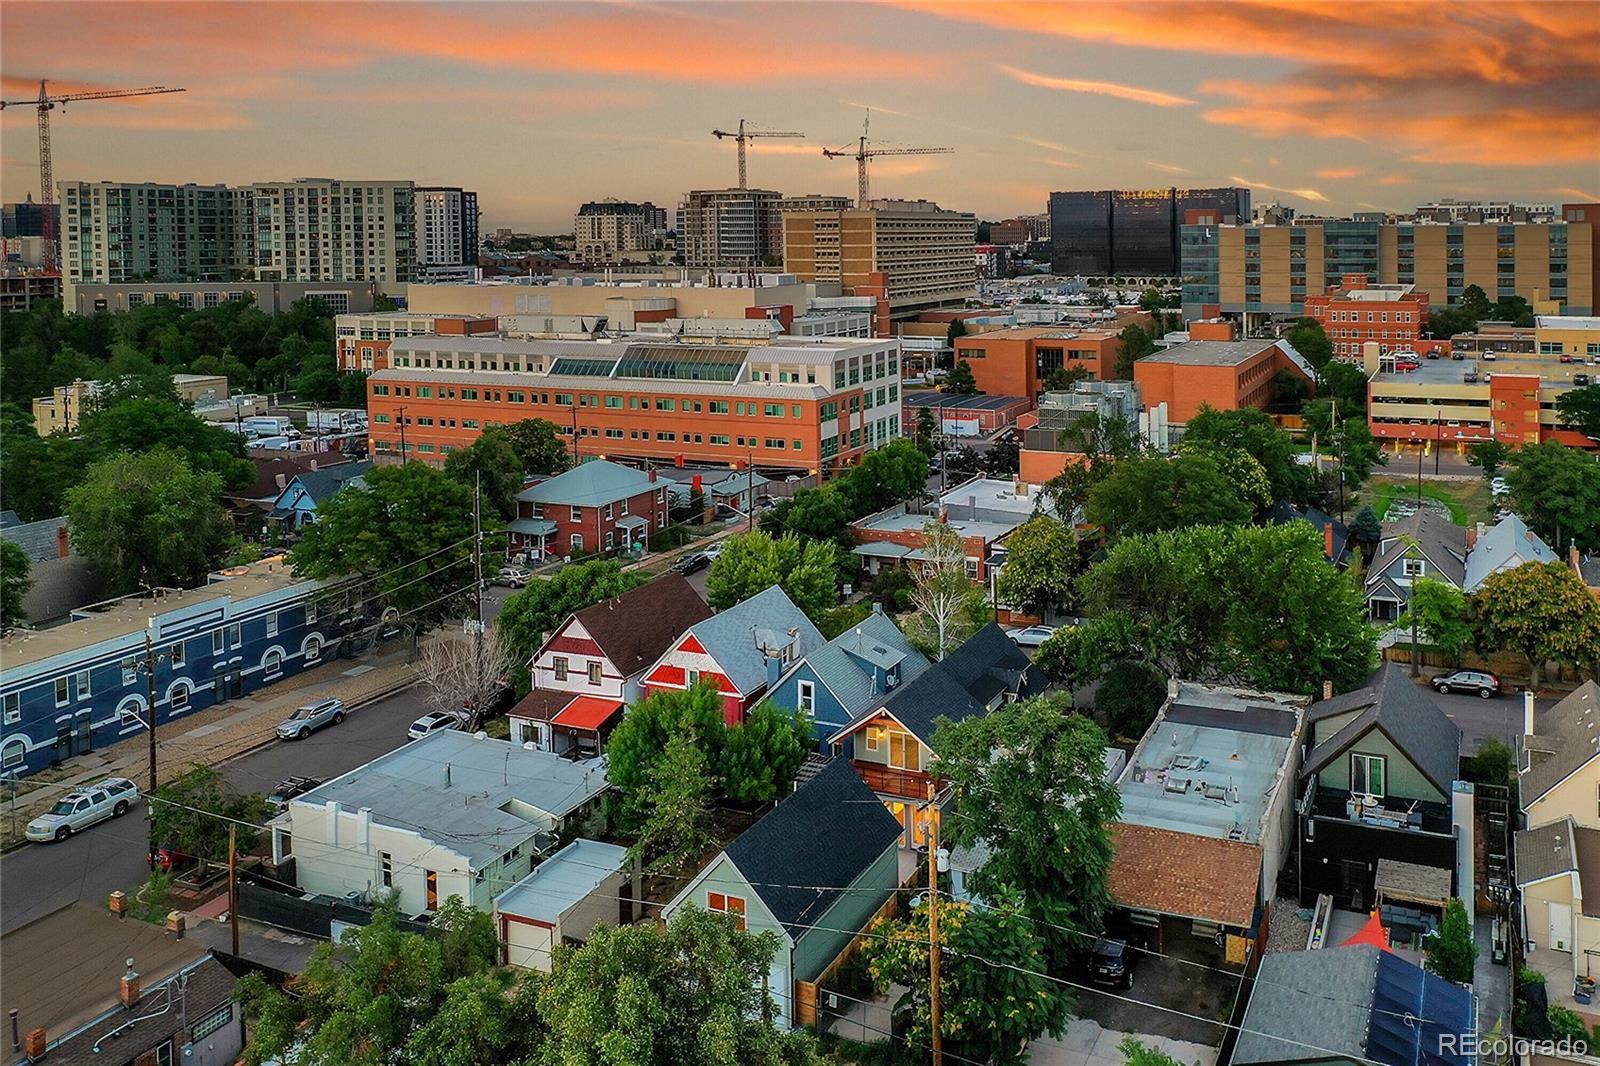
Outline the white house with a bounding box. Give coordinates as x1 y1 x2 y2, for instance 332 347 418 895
495 839 630 972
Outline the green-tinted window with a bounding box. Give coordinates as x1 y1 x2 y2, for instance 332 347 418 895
792 404 802 419
605 395 622 409
764 403 782 417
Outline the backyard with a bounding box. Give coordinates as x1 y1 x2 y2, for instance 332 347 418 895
1352 474 1495 526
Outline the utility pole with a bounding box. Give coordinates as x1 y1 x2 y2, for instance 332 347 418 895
1434 410 1441 475
926 780 943 1066
747 448 755 533
471 474 486 726
137 634 174 866
570 402 580 464
227 823 239 956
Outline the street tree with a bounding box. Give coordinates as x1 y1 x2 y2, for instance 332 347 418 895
65 449 232 591
944 358 979 394
1466 440 1511 482
1 541 32 632
1085 453 1253 538
1460 284 1495 321
495 559 648 680
1424 897 1478 986
936 696 1121 969
149 765 272 879
906 519 987 659
1503 442 1600 552
628 726 717 877
915 406 939 457
766 487 855 554
1555 385 1600 441
418 629 518 730
705 531 838 618
1396 578 1473 666
995 515 1079 617
504 418 572 475
1470 562 1600 688
1317 360 1371 417
443 425 525 521
863 891 1071 1066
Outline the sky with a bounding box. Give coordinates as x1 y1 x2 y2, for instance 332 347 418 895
2 1 1597 232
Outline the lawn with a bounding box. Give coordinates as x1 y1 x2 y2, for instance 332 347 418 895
1356 476 1494 526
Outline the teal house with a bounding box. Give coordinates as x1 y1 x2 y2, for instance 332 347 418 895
269 460 371 531
767 606 930 744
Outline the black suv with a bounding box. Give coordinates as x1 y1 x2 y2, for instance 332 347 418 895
1433 670 1501 699
1089 936 1135 989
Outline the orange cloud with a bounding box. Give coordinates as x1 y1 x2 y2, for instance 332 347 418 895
1316 167 1366 179
1146 161 1193 175
1377 175 1414 186
997 65 1194 108
1554 188 1599 201
1230 176 1328 204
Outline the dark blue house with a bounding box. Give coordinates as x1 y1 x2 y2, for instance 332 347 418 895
766 607 930 744
0 558 335 777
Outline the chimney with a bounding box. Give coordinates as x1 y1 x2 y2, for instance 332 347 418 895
1323 680 1334 701
766 652 782 688
1324 523 1335 560
871 601 884 615
325 799 341 844
310 459 319 472
120 960 140 1008
1573 543 1584 573
1525 691 1536 738
648 468 657 483
1166 677 1179 700
23 1028 44 1060
275 473 288 490
356 806 372 849
55 525 69 559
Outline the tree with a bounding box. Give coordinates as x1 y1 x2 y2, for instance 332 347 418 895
291 463 478 627
338 369 369 408
629 726 717 877
705 531 838 619
444 425 525 521
77 396 254 491
982 432 1021 476
1041 410 1146 517
946 317 969 348
1286 316 1334 371
1470 562 1600 687
994 515 1078 617
1113 323 1156 378
863 891 1070 1066
906 519 985 660
936 696 1120 971
1 541 31 632
1556 385 1600 441
1503 442 1600 552
0 404 84 521
504 417 572 475
149 765 271 878
816 601 872 639
1459 284 1495 322
1397 578 1473 665
1182 405 1312 506
496 560 647 686
1120 1038 1190 1066
1097 660 1168 739
1085 453 1253 538
418 629 518 730
295 352 341 403
1349 505 1382 559
1317 359 1370 417
1273 368 1310 410
65 449 231 591
1044 364 1091 392
606 683 729 822
1466 738 1515 787
719 699 810 803
1467 440 1511 482
1034 624 1088 686
537 908 822 1066
915 405 939 457
1494 294 1536 328
842 440 930 514
943 358 978 395
1424 897 1478 986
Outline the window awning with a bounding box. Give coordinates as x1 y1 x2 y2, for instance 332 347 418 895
552 696 625 732
616 515 648 530
509 518 557 536
852 542 911 559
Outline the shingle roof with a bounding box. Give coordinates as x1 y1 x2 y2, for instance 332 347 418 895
1263 501 1351 562
724 759 904 939
283 458 372 505
1463 513 1558 592
681 585 824 695
568 574 711 676
1519 682 1600 807
1108 822 1260 927
1301 664 1462 795
783 612 930 721
1516 817 1579 886
1369 511 1467 588
230 453 353 502
0 514 67 562
41 954 240 1066
517 459 657 507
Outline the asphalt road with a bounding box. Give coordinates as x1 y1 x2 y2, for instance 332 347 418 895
0 686 426 936
1420 678 1528 756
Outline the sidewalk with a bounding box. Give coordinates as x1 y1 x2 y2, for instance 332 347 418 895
1 646 420 849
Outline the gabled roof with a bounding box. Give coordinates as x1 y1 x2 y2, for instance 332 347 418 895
1369 510 1467 587
777 611 930 720
1109 822 1260 927
517 459 656 507
724 759 904 939
1464 513 1559 592
1521 681 1600 807
566 575 711 676
676 585 824 695
1263 501 1351 562
279 459 372 506
38 953 241 1066
1301 664 1462 796
0 513 67 562
1515 816 1579 887
230 453 351 502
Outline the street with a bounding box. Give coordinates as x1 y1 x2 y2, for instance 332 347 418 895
1423 680 1525 757
0 686 427 935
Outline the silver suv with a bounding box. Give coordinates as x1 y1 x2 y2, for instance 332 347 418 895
275 697 346 740
26 777 140 843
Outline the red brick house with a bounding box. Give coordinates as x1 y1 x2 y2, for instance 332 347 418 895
509 459 669 560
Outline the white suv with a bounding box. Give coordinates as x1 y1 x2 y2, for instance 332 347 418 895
26 777 140 843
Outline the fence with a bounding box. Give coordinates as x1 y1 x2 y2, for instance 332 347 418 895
795 889 901 1028
237 879 430 941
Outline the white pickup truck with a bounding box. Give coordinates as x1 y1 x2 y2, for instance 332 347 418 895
26 777 141 843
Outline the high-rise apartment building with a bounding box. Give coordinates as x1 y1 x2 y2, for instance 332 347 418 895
782 198 977 331
676 188 784 268
573 200 650 261
251 179 416 283
2 196 59 239
1049 187 1250 277
59 182 251 284
1181 205 1598 321
778 194 852 214
416 186 479 267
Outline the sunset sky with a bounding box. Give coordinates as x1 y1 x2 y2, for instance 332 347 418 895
3 1 1596 232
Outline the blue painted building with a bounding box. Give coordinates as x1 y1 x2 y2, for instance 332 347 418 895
767 607 930 744
269 460 371 531
0 558 333 777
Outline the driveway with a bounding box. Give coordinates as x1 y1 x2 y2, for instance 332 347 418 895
1028 1018 1218 1066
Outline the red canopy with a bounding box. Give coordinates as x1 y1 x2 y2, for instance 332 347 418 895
552 696 625 732
1341 910 1391 951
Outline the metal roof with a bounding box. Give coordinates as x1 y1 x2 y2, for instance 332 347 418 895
494 839 628 925
516 460 657 507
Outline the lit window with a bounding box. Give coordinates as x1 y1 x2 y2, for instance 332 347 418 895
708 892 746 931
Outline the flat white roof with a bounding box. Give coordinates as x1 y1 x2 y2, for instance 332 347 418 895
494 839 628 924
1537 315 1600 330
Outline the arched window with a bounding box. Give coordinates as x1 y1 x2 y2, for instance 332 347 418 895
264 650 283 675
171 683 191 710
1 739 25 769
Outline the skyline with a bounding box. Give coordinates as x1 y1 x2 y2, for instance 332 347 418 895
2 1 1597 232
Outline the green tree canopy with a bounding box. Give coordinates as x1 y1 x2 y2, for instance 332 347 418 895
1286 316 1334 371
1555 385 1600 441
1424 897 1478 986
1466 440 1511 482
1317 359 1371 418
1041 410 1146 517
78 396 254 491
496 559 648 686
1397 577 1473 665
1 540 32 632
717 699 809 804
705 531 838 619
1470 562 1600 687
1085 453 1253 538
994 515 1080 616
628 726 717 877
1349 505 1382 549
841 440 930 515
1096 660 1169 740
65 448 232 591
444 424 526 521
1503 442 1600 552
943 358 979 394
1459 284 1495 321
1182 405 1312 505
505 418 573 475
149 764 272 877
1113 323 1156 378
607 682 729 814
295 352 342 403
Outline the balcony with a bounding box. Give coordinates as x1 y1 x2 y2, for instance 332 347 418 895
852 761 939 800
1306 781 1453 836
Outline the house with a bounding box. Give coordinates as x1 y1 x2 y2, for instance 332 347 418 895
640 585 824 726
1364 511 1466 622
766 605 931 743
0 557 333 778
1462 513 1559 593
224 452 356 519
851 478 1062 586
658 467 771 515
0 511 103 626
1232 945 1471 1066
507 575 712 752
1297 665 1466 907
268 459 372 530
827 623 1045 848
663 759 905 1030
270 730 610 915
12 953 245 1066
508 459 669 559
1263 501 1352 567
1109 681 1308 958
495 839 631 972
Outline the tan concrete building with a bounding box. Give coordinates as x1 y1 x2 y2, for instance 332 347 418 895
32 374 229 435
250 179 416 284
783 198 977 331
1534 315 1600 360
573 200 650 262
403 277 816 325
676 188 784 268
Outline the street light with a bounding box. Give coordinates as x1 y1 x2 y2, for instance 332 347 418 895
1410 433 1423 509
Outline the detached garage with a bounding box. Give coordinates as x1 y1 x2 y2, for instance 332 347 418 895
495 839 631 972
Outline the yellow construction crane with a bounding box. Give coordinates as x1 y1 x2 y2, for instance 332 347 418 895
1 79 187 275
823 112 953 208
711 119 804 189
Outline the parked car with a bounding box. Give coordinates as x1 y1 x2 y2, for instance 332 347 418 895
26 778 140 843
275 697 346 740
408 710 466 740
149 843 194 872
496 564 533 588
671 552 710 575
1089 936 1135 989
267 776 322 812
755 494 778 509
1433 670 1501 699
702 542 726 561
1482 352 1497 361
1007 625 1058 648
1576 373 1592 386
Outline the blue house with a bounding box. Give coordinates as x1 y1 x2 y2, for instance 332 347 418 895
269 460 371 531
767 606 930 743
0 558 334 777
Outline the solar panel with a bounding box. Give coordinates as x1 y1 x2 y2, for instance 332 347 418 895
548 357 618 377
614 344 748 382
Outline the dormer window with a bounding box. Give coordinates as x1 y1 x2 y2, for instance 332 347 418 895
1403 558 1425 577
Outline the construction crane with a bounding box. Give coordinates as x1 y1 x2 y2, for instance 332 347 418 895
711 119 804 189
823 112 953 208
1 79 187 275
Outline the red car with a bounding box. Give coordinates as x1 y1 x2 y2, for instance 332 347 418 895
148 843 192 872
